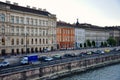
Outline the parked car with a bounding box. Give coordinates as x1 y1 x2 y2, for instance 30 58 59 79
95 50 105 54
39 56 53 62
64 53 77 58
52 54 62 60
0 61 10 67
79 52 87 57
104 49 110 53
112 48 119 51
44 57 53 61
86 51 92 55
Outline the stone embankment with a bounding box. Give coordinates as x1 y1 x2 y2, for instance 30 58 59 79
0 51 120 80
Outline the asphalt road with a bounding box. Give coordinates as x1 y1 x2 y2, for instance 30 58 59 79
0 49 120 75
1 46 119 65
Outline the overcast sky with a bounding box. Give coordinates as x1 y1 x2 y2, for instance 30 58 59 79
0 0 120 26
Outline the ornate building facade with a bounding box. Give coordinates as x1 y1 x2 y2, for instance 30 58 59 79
0 1 56 56
57 22 75 50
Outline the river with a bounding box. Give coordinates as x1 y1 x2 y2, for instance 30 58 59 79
60 63 120 80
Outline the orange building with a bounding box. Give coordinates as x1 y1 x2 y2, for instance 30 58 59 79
57 22 75 50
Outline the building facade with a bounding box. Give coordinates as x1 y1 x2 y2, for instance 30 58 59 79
105 27 120 46
77 24 109 47
57 22 75 50
75 28 85 48
0 1 56 56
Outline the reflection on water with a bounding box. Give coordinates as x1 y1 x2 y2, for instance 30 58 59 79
60 64 120 80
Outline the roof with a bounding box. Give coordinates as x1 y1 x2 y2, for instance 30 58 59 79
105 26 120 31
75 23 107 31
57 21 74 28
0 1 52 16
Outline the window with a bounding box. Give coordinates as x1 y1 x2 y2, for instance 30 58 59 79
2 37 5 45
21 28 24 34
39 39 41 44
11 39 14 45
43 20 45 26
11 26 14 34
43 31 45 36
21 39 24 45
31 39 33 44
16 39 19 45
20 17 24 24
46 39 48 44
1 25 5 34
35 28 37 35
0 14 5 22
26 18 29 24
31 18 33 25
16 16 19 23
39 20 41 26
39 29 41 36
16 27 19 35
43 39 45 44
11 16 14 23
35 39 37 44
46 21 48 26
35 19 38 25
27 28 29 34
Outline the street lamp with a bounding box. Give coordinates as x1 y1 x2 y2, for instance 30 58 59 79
25 33 28 54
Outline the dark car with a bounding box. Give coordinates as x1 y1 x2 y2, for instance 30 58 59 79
79 52 87 57
95 50 104 54
64 53 77 58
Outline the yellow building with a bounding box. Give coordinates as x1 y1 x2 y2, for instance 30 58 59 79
0 1 57 56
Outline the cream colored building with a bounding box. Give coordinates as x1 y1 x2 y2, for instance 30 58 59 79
80 24 109 47
0 1 56 56
105 27 120 46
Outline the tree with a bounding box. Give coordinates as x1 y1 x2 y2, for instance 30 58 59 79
107 37 117 46
84 43 86 47
101 42 104 47
92 40 95 47
104 42 107 47
86 39 91 47
80 43 82 48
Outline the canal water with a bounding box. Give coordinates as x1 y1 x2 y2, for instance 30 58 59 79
60 63 120 80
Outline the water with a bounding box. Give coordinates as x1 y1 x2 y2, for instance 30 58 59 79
60 64 120 80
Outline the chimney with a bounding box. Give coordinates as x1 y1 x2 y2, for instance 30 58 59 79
38 8 42 11
27 5 30 8
43 9 46 11
32 7 36 10
6 0 11 4
13 2 18 6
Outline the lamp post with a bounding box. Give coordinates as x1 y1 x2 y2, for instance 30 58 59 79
25 33 28 54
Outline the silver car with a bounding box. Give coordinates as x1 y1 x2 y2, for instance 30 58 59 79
0 61 10 67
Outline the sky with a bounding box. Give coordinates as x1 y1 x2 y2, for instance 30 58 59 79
0 0 120 26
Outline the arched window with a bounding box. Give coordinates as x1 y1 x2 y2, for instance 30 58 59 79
35 39 37 44
43 39 45 44
39 39 41 44
0 14 5 22
31 39 33 44
11 39 14 45
16 39 19 45
2 37 5 45
21 39 24 45
46 39 48 44
1 25 5 34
